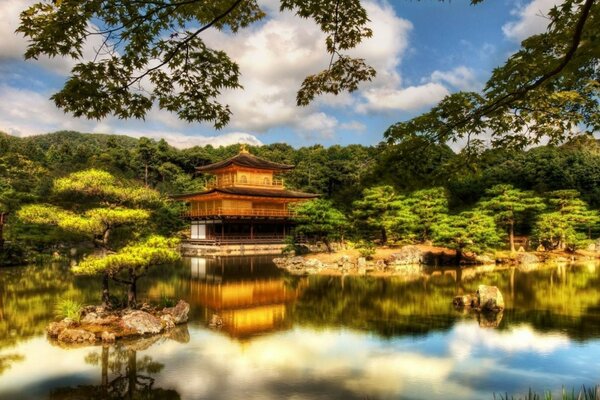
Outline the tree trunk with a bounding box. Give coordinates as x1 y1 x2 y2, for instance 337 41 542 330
144 163 149 187
102 272 110 308
127 268 137 309
381 227 387 244
0 212 5 250
509 220 515 253
455 248 463 265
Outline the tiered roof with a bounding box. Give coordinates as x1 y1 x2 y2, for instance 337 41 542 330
196 147 294 172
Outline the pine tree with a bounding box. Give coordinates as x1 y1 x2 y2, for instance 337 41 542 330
477 184 545 252
17 169 165 306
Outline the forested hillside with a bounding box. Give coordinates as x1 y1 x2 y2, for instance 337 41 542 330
3 130 600 260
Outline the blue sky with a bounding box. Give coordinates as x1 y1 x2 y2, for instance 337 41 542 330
0 0 559 148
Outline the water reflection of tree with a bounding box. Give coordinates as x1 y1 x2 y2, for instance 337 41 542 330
49 344 180 400
0 264 98 351
291 263 600 340
0 354 24 374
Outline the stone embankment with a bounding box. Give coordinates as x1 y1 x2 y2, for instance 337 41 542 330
274 245 442 276
274 245 482 276
47 300 190 345
274 244 593 276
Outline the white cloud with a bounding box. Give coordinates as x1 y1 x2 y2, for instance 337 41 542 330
0 85 261 148
203 0 438 135
357 82 449 113
340 121 367 132
430 66 481 92
503 0 563 42
0 0 111 76
0 0 463 141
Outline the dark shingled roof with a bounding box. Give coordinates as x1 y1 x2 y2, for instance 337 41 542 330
173 186 319 200
196 152 294 172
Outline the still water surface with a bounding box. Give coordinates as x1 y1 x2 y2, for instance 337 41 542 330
1 257 600 399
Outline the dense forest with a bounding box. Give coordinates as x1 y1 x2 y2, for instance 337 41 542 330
2 130 600 263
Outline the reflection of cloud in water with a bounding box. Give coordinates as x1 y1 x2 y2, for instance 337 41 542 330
0 337 97 397
449 321 569 360
0 323 591 400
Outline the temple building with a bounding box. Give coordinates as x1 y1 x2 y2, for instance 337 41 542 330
175 145 318 255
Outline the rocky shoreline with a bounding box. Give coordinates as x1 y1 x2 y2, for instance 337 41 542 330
47 300 190 345
273 245 591 276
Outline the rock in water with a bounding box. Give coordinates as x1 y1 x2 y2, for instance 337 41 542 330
47 319 74 337
209 314 223 327
58 328 96 344
122 311 162 334
162 300 190 324
477 285 504 312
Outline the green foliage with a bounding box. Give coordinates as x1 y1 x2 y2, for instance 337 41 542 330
54 298 83 322
17 0 375 126
385 0 600 150
293 199 348 251
405 187 449 242
54 169 161 206
533 190 598 250
355 240 375 260
432 210 503 256
494 386 600 400
73 236 180 276
352 186 404 243
478 184 546 251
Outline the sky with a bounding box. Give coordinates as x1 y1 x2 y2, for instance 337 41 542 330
0 0 561 149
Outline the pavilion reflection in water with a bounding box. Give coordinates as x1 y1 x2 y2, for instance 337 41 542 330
186 256 304 339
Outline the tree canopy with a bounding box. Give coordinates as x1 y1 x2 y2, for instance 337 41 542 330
385 0 599 150
17 0 378 127
477 184 545 252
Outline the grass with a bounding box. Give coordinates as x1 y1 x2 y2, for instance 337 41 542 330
54 298 83 322
494 386 600 400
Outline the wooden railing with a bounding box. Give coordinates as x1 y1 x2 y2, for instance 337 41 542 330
186 234 287 245
184 208 295 218
206 177 284 189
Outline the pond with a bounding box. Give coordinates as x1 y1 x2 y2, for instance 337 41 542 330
1 257 600 399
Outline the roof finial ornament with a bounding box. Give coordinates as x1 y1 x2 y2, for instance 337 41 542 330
239 143 249 154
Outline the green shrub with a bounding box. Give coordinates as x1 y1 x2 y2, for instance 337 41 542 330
356 240 376 260
54 298 83 322
159 294 176 308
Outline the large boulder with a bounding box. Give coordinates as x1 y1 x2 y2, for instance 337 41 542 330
477 285 504 312
388 246 424 265
58 328 97 344
162 300 190 324
515 252 540 265
47 319 75 337
122 311 163 334
81 312 119 325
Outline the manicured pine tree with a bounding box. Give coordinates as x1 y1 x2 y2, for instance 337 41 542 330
477 184 546 252
17 169 163 307
432 210 503 263
534 190 599 250
405 187 449 242
293 199 348 252
352 186 404 244
74 236 179 308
